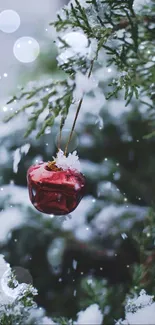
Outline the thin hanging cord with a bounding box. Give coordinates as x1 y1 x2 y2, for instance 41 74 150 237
58 116 65 150
64 60 94 156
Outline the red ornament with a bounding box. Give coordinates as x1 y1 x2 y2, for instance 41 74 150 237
27 162 86 215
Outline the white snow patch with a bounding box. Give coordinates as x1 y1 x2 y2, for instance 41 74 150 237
74 72 98 100
0 255 13 305
1 268 37 300
0 256 10 285
73 260 77 270
94 66 116 82
0 185 30 208
62 196 94 241
93 204 147 234
41 317 56 325
81 159 114 180
0 208 25 243
107 99 132 117
71 0 90 8
0 146 10 165
82 89 105 113
13 149 21 173
75 225 93 241
0 115 27 139
54 149 81 172
61 31 88 51
117 290 155 325
13 143 30 173
57 31 89 64
75 304 103 325
63 88 105 130
133 0 149 11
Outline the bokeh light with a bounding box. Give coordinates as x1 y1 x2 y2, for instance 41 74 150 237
13 37 40 63
0 10 20 33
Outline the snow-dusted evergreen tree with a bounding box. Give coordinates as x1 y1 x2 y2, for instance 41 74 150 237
0 0 155 324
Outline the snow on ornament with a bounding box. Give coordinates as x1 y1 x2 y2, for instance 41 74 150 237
27 150 86 215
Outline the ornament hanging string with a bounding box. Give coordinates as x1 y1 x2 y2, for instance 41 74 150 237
63 60 94 156
58 116 66 150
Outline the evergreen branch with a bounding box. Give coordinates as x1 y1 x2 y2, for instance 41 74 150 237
24 93 52 138
5 0 155 137
144 131 155 140
4 102 37 122
64 59 95 154
52 0 154 107
106 71 140 106
4 79 74 138
53 317 73 325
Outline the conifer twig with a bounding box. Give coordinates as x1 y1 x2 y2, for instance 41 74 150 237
64 60 94 155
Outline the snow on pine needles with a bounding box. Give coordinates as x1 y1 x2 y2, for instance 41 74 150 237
117 290 155 325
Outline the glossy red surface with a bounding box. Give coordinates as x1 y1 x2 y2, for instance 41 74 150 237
27 162 86 215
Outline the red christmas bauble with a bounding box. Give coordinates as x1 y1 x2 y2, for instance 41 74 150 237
27 162 86 215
